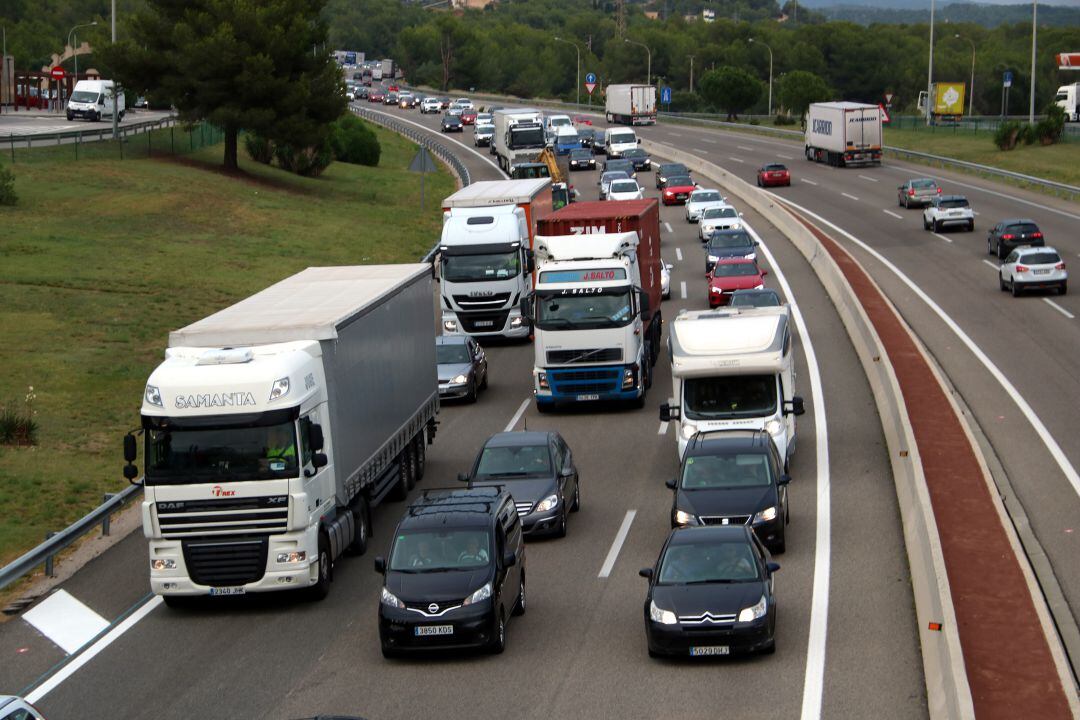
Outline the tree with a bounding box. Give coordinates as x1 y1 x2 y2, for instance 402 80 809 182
776 70 831 119
102 0 345 171
698 66 763 120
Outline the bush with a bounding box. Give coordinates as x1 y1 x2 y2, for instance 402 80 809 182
994 121 1021 151
670 91 703 114
331 115 381 166
244 133 274 165
0 400 37 446
1018 123 1037 146
274 139 333 177
773 114 797 126
1036 104 1066 146
0 159 17 206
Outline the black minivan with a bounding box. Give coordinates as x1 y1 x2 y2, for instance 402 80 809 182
376 486 526 657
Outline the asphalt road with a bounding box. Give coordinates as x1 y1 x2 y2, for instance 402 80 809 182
0 109 174 137
0 100 928 720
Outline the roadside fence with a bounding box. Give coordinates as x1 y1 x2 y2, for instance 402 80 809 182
4 117 226 164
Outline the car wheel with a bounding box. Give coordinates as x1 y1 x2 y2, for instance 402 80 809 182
933 220 941 233
554 504 568 538
772 530 786 555
923 217 930 230
512 574 526 616
465 379 478 403
490 610 507 654
162 595 189 609
761 639 776 655
998 244 1007 260
987 239 994 255
968 221 975 232
479 368 488 390
999 273 1008 292
306 534 332 601
1011 280 1022 297
571 482 581 512
381 643 402 659
1060 282 1068 296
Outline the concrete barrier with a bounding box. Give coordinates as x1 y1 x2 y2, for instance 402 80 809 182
642 138 976 719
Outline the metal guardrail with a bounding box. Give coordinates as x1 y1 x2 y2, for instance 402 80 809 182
350 103 471 187
5 115 178 151
0 482 142 592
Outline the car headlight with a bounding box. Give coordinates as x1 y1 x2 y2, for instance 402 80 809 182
710 287 722 294
738 595 767 623
680 422 698 439
535 494 559 513
707 255 718 262
765 419 782 436
753 506 777 524
663 190 673 197
674 509 695 526
451 374 468 385
463 581 492 606
650 599 678 625
276 551 307 564
443 319 458 332
754 283 765 290
731 222 742 230
380 587 405 609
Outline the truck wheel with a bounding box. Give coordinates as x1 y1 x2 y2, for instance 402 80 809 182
404 443 418 490
413 432 427 481
348 498 370 555
307 534 332 601
389 454 410 501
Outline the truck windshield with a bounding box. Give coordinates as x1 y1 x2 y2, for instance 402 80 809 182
683 374 777 420
143 414 299 485
389 529 493 571
70 91 100 103
442 251 520 283
536 288 634 330
509 127 546 149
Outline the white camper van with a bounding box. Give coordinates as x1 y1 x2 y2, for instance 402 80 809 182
66 79 126 122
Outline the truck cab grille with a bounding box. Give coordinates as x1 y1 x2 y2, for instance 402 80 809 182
452 292 512 309
546 348 622 365
157 495 288 538
182 536 268 587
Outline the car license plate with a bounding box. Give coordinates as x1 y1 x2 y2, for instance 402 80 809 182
415 625 454 636
577 393 600 401
690 646 730 656
1034 269 1051 275
209 586 245 596
474 320 494 327
676 194 687 199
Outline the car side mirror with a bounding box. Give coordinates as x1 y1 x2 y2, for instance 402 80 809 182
784 396 806 416
665 478 677 490
560 466 575 478
503 551 517 568
666 263 674 270
123 433 137 463
374 556 387 574
639 567 654 579
767 562 781 573
310 423 325 451
778 474 791 486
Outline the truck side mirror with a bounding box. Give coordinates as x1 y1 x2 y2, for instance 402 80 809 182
524 249 535 274
520 295 534 322
123 433 137 463
638 288 650 315
784 396 806 416
312 452 328 469
637 138 642 144
123 464 140 482
310 423 325 451
659 403 680 422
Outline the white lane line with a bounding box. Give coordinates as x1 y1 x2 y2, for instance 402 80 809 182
1044 299 1075 319
737 145 755 151
883 209 904 220
664 221 674 234
932 232 954 244
841 192 860 201
668 132 683 137
360 106 505 177
504 397 531 432
675 247 683 261
743 222 830 720
598 510 637 578
26 596 163 703
800 178 818 186
660 140 675 147
982 259 1000 270
701 138 718 144
695 149 711 155
775 195 1080 502
680 281 687 299
23 590 110 655
858 175 879 183
658 421 670 435
728 156 745 164
778 153 794 160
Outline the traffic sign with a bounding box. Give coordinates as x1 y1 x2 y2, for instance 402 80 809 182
661 86 672 105
1003 70 1013 88
1056 53 1080 70
884 92 894 105
878 103 891 124
585 72 597 95
50 67 65 80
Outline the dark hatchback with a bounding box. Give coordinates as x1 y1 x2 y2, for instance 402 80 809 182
603 157 637 178
461 431 580 538
436 335 488 402
621 147 652 171
667 431 790 552
705 229 758 274
568 148 596 171
376 487 526 657
441 115 464 133
577 127 597 148
987 218 1044 259
641 525 779 657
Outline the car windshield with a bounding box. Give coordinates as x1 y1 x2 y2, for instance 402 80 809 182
668 176 693 186
703 207 738 220
939 198 969 208
445 117 460 124
623 149 645 158
475 444 551 478
476 124 494 133
658 540 761 584
1007 223 1040 235
570 150 591 159
708 233 753 249
712 263 760 277
535 288 635 330
682 452 773 489
442 251 520 283
610 181 638 193
602 171 630 184
70 90 99 103
730 291 781 307
144 414 299 485
436 344 472 364
609 132 636 144
549 117 572 127
557 131 580 143
1021 251 1061 265
692 191 722 203
389 529 493 571
912 179 937 189
684 374 777 420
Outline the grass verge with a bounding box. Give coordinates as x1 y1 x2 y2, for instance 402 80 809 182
0 124 454 568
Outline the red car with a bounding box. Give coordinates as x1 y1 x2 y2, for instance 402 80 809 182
708 259 768 307
387 84 399 92
661 175 698 205
572 114 593 126
461 110 477 125
368 92 385 103
757 163 791 187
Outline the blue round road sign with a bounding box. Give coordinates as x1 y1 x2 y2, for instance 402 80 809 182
585 72 597 85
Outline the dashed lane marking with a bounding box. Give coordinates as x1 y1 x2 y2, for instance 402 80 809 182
1044 299 1075 319
675 247 683 261
598 510 637 578
883 209 903 219
841 192 859 201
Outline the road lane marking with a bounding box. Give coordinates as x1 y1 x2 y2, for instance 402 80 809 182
664 221 674 233
658 421 669 435
695 148 710 155
737 145 754 151
680 281 687 299
660 140 675 147
23 590 109 655
701 138 718 144
728 156 745 163
598 510 637 578
778 154 794 160
883 209 903 219
775 195 1080 503
1044 299 1075 319
504 398 531 432
25 595 163 703
933 232 954 244
668 132 683 137
675 247 683 261
858 175 879 183
982 259 1000 270
800 178 818 186
841 192 860 201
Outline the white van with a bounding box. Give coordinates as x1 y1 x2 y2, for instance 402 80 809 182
603 127 639 158
66 80 126 122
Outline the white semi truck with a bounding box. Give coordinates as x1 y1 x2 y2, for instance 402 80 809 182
605 84 657 125
493 108 547 174
660 306 804 462
804 101 883 167
1055 83 1080 122
123 266 439 604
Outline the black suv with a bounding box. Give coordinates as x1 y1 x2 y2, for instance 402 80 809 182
987 218 1044 259
376 486 526 657
667 431 791 553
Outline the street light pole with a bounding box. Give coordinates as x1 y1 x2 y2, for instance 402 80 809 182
624 38 651 86
749 38 773 116
955 34 976 116
68 21 98 80
554 36 581 108
688 55 695 94
926 0 935 125
112 0 117 42
1029 0 1037 124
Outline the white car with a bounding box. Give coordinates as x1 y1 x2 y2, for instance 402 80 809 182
606 179 645 201
660 259 672 299
599 170 631 200
698 205 743 241
923 195 975 233
474 123 495 147
453 98 474 110
476 113 493 125
685 188 726 222
999 246 1067 297
421 97 442 113
0 696 46 719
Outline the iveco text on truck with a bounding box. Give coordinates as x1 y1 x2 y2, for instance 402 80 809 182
525 200 663 410
123 266 439 604
660 306 804 461
493 108 547 175
804 102 882 167
605 84 657 125
439 179 553 338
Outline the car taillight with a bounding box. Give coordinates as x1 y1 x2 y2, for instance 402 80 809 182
1056 262 1066 270
1032 232 1043 239
1015 265 1030 273
1002 234 1015 240
908 188 915 196
937 187 942 193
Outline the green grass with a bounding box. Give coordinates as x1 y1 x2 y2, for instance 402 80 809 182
0 126 454 566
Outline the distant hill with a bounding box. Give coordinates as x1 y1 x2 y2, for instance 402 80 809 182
810 2 1080 27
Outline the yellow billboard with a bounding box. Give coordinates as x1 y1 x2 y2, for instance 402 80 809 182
933 83 966 116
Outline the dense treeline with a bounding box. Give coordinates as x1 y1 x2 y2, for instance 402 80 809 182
818 3 1080 29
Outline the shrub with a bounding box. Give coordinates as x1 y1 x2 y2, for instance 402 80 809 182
1018 123 1037 146
994 121 1021 151
1036 104 1066 146
244 133 274 164
0 159 17 206
274 139 333 177
671 91 703 114
773 114 797 126
0 387 37 446
331 115 381 166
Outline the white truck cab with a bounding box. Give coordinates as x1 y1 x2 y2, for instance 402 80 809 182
1055 83 1079 122
660 307 805 463
66 79 125 122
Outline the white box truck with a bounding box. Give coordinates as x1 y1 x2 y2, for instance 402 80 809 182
804 101 882 167
123 266 439 604
66 79 125 122
438 179 554 339
659 307 805 462
493 108 547 174
605 84 657 126
1055 83 1079 122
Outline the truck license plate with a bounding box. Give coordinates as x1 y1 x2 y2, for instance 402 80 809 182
415 625 454 636
209 586 245 596
474 320 494 327
576 394 600 401
690 645 729 656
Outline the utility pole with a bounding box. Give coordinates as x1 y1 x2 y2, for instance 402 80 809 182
956 34 976 116
112 0 117 42
616 0 626 37
1029 0 1037 124
926 0 935 125
554 37 581 108
688 55 695 94
749 38 773 116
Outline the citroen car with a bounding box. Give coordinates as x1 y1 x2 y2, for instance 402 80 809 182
436 335 488 402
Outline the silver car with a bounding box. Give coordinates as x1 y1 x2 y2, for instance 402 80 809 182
474 123 495 147
436 335 488 402
897 178 941 208
598 170 631 200
999 246 1067 297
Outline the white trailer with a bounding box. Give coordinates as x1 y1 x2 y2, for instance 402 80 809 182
605 84 657 126
660 307 804 462
126 266 439 603
493 108 546 174
804 101 882 167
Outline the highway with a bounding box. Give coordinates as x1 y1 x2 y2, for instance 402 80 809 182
0 101 929 719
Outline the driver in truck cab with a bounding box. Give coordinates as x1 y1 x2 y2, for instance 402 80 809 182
262 425 296 471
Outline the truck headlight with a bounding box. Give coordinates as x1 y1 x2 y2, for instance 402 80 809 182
463 581 492 606
537 372 549 390
680 422 698 439
269 376 290 402
510 316 524 328
380 587 405 609
145 384 163 407
443 319 458 332
752 506 777 524
674 509 695 526
535 494 559 513
622 365 638 389
649 600 678 625
276 551 307 564
151 559 176 570
765 419 782 436
707 255 718 262
451 374 468 385
738 595 767 623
